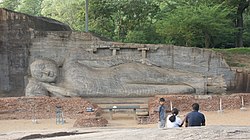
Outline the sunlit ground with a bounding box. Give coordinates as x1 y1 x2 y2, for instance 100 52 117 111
0 107 250 133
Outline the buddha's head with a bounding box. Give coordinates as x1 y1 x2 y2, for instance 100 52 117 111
30 59 58 82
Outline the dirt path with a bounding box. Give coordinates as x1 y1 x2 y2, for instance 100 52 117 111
0 109 250 140
0 109 250 134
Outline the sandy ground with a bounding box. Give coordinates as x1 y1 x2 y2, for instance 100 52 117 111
1 109 250 132
0 109 250 139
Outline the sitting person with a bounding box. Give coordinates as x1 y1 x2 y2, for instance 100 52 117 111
185 103 206 127
166 108 183 128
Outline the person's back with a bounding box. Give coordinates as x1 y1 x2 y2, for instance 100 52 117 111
185 103 205 127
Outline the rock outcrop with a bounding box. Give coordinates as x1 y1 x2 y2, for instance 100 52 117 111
0 8 71 96
0 8 236 97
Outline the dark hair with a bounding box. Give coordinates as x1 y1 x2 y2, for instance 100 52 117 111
192 103 199 111
169 108 179 122
159 98 165 102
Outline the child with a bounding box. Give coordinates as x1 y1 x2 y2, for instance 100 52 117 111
158 98 167 128
167 108 183 128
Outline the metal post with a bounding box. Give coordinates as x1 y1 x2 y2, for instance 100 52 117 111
85 0 89 32
240 96 247 111
170 101 173 111
219 98 222 111
133 108 136 120
217 98 223 113
109 109 113 120
242 96 245 107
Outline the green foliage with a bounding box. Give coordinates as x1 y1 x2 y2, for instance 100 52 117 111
156 3 235 48
215 47 250 54
124 31 147 44
243 10 250 46
89 0 160 42
16 0 43 16
0 0 20 10
214 47 250 67
0 0 249 47
41 0 85 31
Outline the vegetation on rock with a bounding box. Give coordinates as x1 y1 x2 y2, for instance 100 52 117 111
1 0 249 48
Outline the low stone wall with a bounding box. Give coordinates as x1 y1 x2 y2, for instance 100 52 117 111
0 97 101 120
148 93 250 123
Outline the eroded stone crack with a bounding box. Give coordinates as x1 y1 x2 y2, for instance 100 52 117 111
18 131 98 140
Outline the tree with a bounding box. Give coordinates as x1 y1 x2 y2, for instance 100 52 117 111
233 0 249 47
124 31 147 43
89 0 160 42
156 3 234 48
1 0 246 47
16 0 43 16
243 9 250 46
211 0 250 47
0 0 20 10
41 0 85 31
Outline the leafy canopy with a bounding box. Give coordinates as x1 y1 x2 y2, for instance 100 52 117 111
156 3 235 48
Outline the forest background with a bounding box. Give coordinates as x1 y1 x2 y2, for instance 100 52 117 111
1 0 250 48
1 0 250 68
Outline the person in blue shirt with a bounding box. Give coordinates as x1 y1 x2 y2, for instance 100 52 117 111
158 98 169 128
185 103 205 127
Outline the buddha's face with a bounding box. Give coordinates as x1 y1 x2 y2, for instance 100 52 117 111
30 59 58 82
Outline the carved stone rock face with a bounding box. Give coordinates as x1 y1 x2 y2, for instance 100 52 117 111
25 48 229 97
30 59 58 83
0 8 237 97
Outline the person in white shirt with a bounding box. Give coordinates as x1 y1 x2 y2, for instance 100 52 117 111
167 108 183 128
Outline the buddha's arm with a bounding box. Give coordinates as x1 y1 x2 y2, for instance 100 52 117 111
41 82 79 97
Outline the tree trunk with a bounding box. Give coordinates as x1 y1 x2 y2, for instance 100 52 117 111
235 1 249 47
204 31 213 48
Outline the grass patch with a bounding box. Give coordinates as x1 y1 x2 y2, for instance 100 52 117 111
213 47 250 68
227 62 246 67
213 47 250 55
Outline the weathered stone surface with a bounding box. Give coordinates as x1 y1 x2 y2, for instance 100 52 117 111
25 50 204 97
0 8 237 97
26 44 232 97
25 59 79 97
0 8 71 96
73 126 250 140
25 31 237 96
51 127 250 140
2 126 250 140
